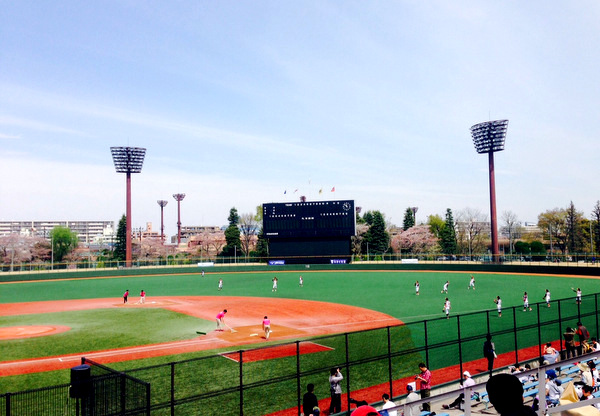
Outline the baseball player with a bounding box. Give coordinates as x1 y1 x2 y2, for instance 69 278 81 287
523 292 532 311
262 316 271 339
443 298 451 319
441 280 449 294
494 296 502 317
468 275 475 290
415 280 420 295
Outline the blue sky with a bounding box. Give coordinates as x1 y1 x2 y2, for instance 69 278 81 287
1 1 599 238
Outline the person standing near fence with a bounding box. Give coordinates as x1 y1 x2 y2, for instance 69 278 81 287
415 362 431 411
483 334 496 376
329 367 343 414
564 327 577 358
302 383 319 416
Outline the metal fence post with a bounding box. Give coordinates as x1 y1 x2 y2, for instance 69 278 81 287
513 306 519 363
239 350 244 416
424 320 429 367
457 315 463 378
387 326 393 398
296 341 301 416
537 303 542 357
170 362 175 416
345 332 350 413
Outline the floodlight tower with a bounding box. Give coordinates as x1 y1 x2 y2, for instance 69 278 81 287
157 200 168 243
470 119 508 263
411 207 419 226
173 193 186 245
110 146 146 266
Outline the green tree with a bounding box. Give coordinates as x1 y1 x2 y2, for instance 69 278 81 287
514 241 531 254
220 207 242 257
538 208 567 254
112 215 127 261
439 208 457 255
50 226 79 262
362 211 389 254
566 201 584 254
427 214 445 239
592 201 600 255
403 207 415 230
530 240 545 253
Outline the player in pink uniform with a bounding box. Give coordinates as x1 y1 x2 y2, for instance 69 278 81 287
216 309 227 331
262 316 271 339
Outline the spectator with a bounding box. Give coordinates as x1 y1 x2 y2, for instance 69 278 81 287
483 334 496 376
580 360 599 387
581 385 600 410
564 327 577 359
381 393 397 416
486 374 537 416
545 370 563 406
351 405 379 416
590 337 600 352
415 363 432 411
403 385 420 416
543 342 560 364
302 383 319 416
577 322 591 347
329 368 343 414
442 370 477 410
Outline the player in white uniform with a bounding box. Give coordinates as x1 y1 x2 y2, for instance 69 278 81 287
494 296 502 317
299 276 303 287
523 292 532 311
468 275 475 290
573 287 582 304
544 289 551 307
441 280 449 294
415 281 420 295
443 298 451 319
218 278 223 291
272 277 278 292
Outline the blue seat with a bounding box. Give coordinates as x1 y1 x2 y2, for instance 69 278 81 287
523 388 538 398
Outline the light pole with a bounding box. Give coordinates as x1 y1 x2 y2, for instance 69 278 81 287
157 200 168 243
173 193 186 245
411 207 419 226
471 120 508 263
111 146 146 267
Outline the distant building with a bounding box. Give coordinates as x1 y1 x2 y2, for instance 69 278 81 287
0 220 114 245
170 225 222 244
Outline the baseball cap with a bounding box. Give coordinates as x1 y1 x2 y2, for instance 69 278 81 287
351 405 379 416
463 371 471 377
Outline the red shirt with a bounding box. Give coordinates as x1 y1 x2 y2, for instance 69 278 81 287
419 369 432 390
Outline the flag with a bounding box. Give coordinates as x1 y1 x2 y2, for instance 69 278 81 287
331 187 335 192
319 188 323 194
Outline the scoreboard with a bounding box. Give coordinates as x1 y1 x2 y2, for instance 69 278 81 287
263 200 356 239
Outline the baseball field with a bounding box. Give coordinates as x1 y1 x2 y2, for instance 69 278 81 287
1 267 599 415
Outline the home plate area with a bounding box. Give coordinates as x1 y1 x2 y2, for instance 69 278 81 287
221 341 334 363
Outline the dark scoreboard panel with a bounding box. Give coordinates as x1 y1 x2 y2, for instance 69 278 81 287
263 200 356 238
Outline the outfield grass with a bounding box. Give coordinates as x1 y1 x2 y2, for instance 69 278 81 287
1 268 599 413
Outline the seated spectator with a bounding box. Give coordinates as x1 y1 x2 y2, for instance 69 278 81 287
580 360 600 387
381 393 397 416
545 370 563 406
590 337 600 352
581 385 600 410
403 384 421 416
442 370 477 410
543 342 560 364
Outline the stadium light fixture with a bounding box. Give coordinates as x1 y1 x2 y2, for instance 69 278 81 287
157 200 168 243
110 146 146 266
470 120 508 263
173 193 186 245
